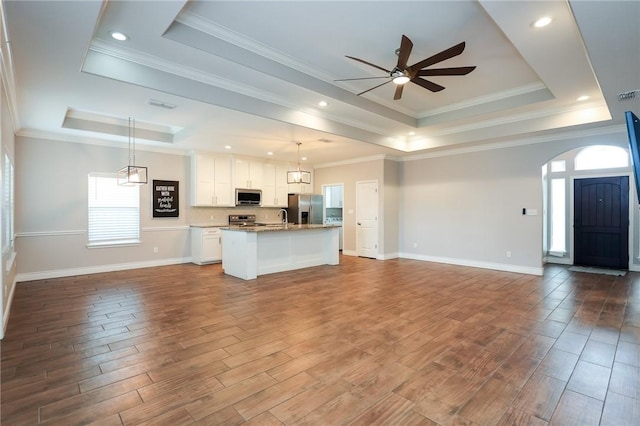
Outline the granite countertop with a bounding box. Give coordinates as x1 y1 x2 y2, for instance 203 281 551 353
221 224 341 232
189 223 228 228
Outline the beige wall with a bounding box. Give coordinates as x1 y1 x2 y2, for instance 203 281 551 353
15 136 192 280
399 127 630 275
314 157 399 258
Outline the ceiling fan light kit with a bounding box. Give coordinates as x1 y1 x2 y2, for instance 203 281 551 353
117 117 148 185
338 34 476 100
287 142 311 184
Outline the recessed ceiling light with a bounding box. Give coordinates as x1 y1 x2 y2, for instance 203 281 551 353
224 145 231 150
408 131 415 136
267 151 273 156
301 156 307 161
577 95 590 101
532 16 552 28
318 101 328 107
110 31 128 41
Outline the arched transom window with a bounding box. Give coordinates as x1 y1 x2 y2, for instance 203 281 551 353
574 145 629 171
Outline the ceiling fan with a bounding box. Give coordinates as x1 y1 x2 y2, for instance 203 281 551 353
336 34 476 100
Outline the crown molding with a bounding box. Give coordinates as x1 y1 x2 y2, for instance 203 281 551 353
16 128 189 157
314 154 402 169
401 123 626 161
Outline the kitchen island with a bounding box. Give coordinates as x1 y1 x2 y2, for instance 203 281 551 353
221 224 340 280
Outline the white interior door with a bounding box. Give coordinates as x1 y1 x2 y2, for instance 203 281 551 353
356 180 378 258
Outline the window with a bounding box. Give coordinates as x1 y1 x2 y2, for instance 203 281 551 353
575 145 628 170
549 178 566 254
88 173 140 246
550 160 566 172
3 153 14 253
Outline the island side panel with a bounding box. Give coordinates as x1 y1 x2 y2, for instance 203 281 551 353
257 228 339 276
221 230 258 280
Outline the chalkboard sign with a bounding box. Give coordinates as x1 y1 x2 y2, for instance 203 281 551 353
153 180 179 218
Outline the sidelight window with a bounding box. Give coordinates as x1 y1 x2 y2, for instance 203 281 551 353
549 178 566 254
87 173 140 246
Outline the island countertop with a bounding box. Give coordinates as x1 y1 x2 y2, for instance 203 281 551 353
221 223 341 232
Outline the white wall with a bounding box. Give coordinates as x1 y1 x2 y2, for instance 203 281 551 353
15 136 192 281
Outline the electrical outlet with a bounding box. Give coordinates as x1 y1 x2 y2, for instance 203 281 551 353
506 251 512 258
154 247 159 253
413 242 418 248
210 215 214 220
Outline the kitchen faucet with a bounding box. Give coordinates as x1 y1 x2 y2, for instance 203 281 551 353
278 209 288 226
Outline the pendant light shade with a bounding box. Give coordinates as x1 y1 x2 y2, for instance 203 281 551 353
117 117 148 185
287 142 311 184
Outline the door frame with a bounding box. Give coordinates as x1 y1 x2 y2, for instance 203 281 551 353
355 179 379 259
569 171 635 269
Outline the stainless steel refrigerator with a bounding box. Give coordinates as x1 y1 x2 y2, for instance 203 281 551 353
288 194 323 224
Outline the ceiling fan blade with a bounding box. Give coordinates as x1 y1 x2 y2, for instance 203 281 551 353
334 76 391 82
411 77 445 92
345 55 390 74
393 85 404 100
408 42 467 72
417 66 476 76
357 80 392 96
396 35 413 70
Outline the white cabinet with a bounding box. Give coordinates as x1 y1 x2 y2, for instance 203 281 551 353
191 227 222 264
234 158 263 189
262 163 289 207
326 185 343 208
190 154 233 206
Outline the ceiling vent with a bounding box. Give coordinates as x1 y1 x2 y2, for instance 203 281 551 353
147 98 177 109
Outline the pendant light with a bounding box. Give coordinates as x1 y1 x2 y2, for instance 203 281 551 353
287 142 311 184
117 117 148 185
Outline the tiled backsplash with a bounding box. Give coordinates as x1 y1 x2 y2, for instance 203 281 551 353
189 206 287 225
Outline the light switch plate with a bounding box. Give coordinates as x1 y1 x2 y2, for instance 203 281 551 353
526 209 538 216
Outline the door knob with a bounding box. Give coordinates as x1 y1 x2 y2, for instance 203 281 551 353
357 222 361 225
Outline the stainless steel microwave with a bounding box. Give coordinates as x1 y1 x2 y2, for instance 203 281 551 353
235 188 262 206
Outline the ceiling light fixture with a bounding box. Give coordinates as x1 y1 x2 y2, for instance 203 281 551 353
287 142 311 184
224 145 231 150
318 100 328 107
110 31 128 41
391 68 410 85
577 95 590 101
532 16 552 28
117 117 148 185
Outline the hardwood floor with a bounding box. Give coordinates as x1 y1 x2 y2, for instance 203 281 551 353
2 256 639 425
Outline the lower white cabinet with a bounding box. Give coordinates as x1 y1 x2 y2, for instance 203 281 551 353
191 227 222 264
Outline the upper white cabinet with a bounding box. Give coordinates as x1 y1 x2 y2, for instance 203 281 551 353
326 185 343 208
190 153 233 207
262 163 289 207
234 158 263 189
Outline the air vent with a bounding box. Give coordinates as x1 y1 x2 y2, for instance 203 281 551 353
147 98 177 109
618 90 638 101
317 138 332 143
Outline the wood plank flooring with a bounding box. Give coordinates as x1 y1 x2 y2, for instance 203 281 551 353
2 256 640 425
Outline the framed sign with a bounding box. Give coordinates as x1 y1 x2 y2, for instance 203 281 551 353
153 180 179 218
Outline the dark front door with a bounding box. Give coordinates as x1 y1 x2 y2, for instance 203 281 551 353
574 176 629 269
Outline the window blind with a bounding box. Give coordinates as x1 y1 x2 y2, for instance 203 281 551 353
3 153 14 251
88 173 140 245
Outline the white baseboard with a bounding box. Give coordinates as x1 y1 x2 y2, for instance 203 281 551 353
378 252 399 260
2 275 17 340
16 257 193 283
342 249 357 257
399 252 544 276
